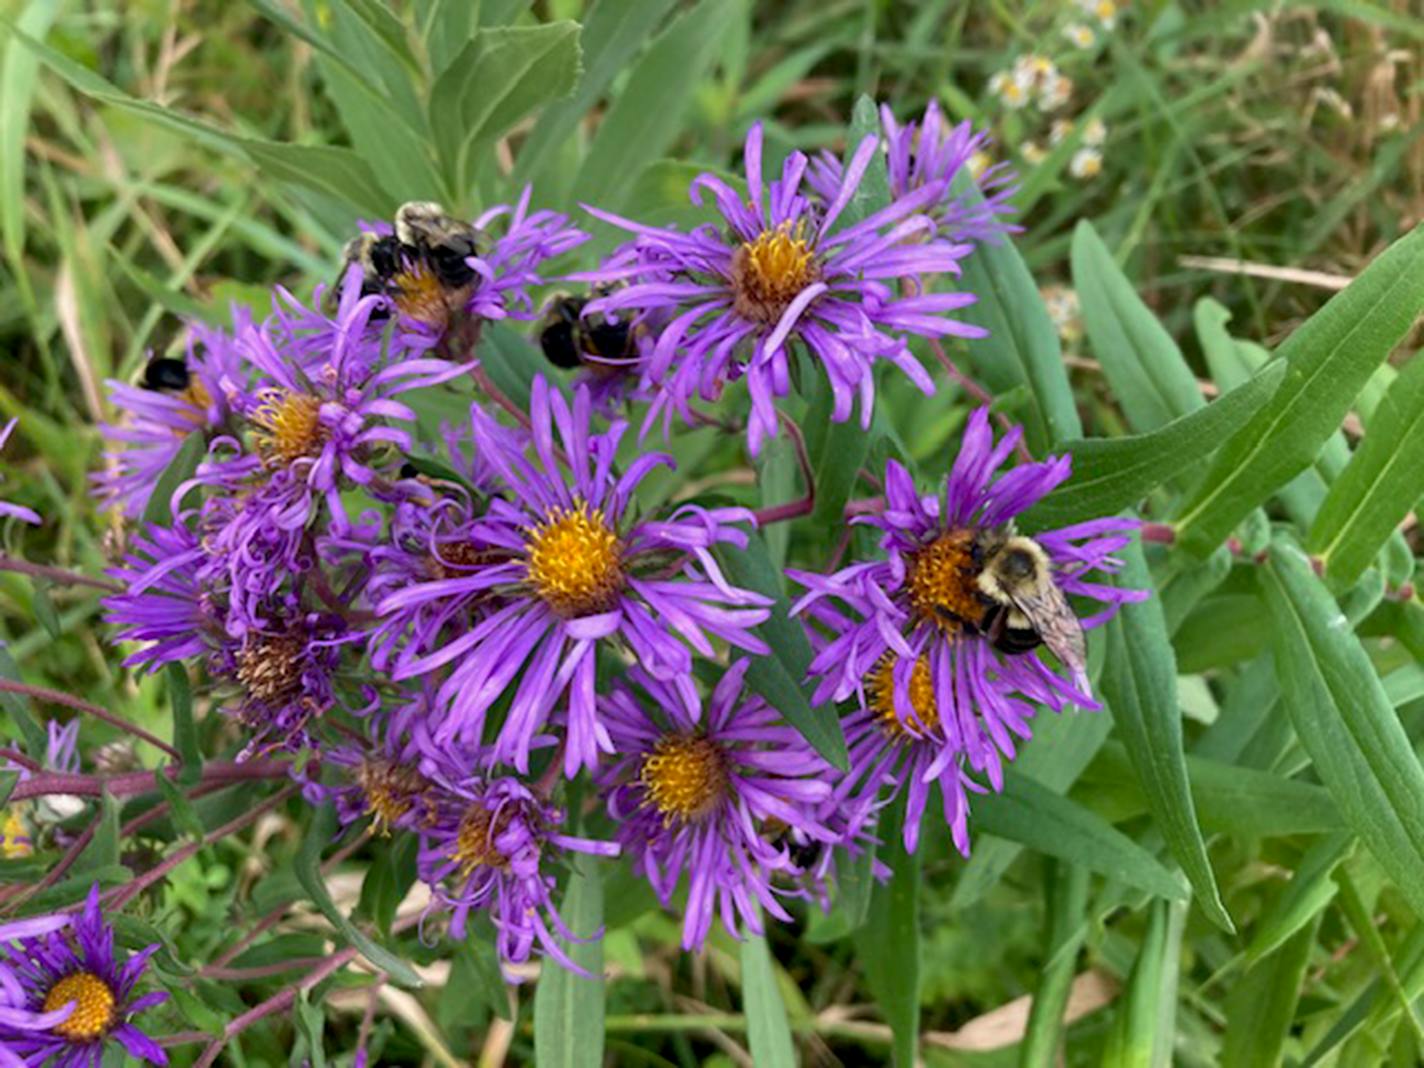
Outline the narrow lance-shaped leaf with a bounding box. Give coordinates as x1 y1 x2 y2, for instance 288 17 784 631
1022 361 1285 531
532 852 606 1068
1100 539 1233 930
1260 539 1424 920
852 797 920 1067
741 925 797 1068
1072 220 1204 432
1223 913 1323 1068
1309 352 1424 587
954 174 1082 452
974 767 1186 902
1176 224 1424 555
1020 862 1091 1068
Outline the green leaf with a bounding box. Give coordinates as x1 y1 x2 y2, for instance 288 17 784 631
294 804 423 987
831 95 893 233
1193 296 1271 391
1224 914 1324 1068
1102 900 1184 1068
0 644 44 756
1310 353 1424 587
853 798 921 1067
975 767 1186 901
429 23 582 201
711 533 848 769
741 928 797 1068
1100 539 1233 930
140 431 206 529
955 179 1081 453
154 769 206 842
0 770 17 809
165 664 202 786
240 141 392 220
1262 539 1424 920
1072 220 1203 431
356 832 418 937
73 791 121 878
1020 861 1091 1068
29 581 59 640
515 0 678 190
1176 224 1424 555
533 852 606 1068
1023 362 1285 530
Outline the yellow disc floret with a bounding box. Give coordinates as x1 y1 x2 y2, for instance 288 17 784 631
730 221 821 323
904 529 983 636
1 808 31 859
358 759 430 836
43 971 117 1042
524 501 624 617
236 634 306 704
451 805 508 876
253 389 324 465
867 654 940 739
641 734 728 824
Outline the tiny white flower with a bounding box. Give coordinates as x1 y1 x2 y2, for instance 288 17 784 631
1063 22 1096 48
1039 72 1074 112
990 69 1032 109
1040 284 1083 343
1049 119 1075 146
967 150 993 179
1069 146 1103 179
1021 140 1048 165
1082 116 1108 146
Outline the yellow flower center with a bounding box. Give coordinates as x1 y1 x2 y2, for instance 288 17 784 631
1 807 30 859
236 634 306 704
358 759 430 836
730 221 821 323
524 501 624 617
451 805 508 876
904 529 984 635
43 971 117 1042
254 390 324 465
867 654 940 739
641 734 728 824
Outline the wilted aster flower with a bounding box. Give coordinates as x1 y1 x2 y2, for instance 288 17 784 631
416 775 616 977
95 322 244 519
790 409 1144 814
581 122 986 453
0 884 168 1067
597 660 833 951
379 377 771 775
0 419 39 526
808 101 1017 249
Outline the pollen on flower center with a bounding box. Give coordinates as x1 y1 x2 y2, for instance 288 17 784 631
358 758 429 835
867 654 940 739
1 807 31 859
254 389 324 465
641 734 728 824
392 259 455 328
452 805 509 875
730 221 821 324
174 379 213 432
905 529 984 635
524 501 624 617
236 634 306 704
43 971 117 1042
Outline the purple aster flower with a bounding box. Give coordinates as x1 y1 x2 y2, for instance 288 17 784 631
103 522 218 672
0 884 168 1067
94 321 245 519
464 188 589 324
0 419 39 526
415 775 616 978
789 409 1146 851
807 100 1019 246
378 377 772 776
580 122 987 453
596 660 834 951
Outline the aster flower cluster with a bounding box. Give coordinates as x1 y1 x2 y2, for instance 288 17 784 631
77 99 1143 1011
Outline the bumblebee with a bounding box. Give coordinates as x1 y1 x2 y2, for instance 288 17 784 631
537 289 638 373
967 527 1088 682
140 357 191 393
394 201 483 291
337 231 407 305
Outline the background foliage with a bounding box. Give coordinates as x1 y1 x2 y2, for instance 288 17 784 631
3 0 1424 1064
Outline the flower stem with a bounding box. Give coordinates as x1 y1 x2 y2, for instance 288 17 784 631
0 678 180 760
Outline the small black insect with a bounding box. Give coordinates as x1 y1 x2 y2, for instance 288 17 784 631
141 357 191 393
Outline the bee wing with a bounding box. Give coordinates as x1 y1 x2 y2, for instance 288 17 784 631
1005 579 1090 693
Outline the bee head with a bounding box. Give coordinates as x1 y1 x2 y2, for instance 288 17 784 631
141 357 191 393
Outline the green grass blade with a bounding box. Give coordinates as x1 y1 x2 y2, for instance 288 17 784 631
1223 912 1323 1068
1019 861 1090 1068
741 928 797 1068
853 798 921 1067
